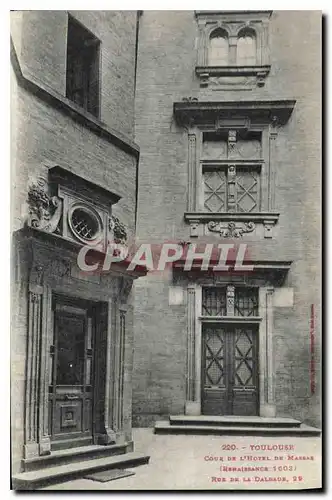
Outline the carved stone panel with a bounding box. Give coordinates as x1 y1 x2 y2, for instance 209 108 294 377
207 220 256 238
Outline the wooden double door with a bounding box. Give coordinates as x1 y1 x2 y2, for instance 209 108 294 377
201 324 259 416
49 295 96 450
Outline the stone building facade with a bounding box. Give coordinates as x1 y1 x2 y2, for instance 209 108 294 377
10 9 321 482
11 10 143 476
132 11 321 427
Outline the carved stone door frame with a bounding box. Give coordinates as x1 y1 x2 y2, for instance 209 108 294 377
184 283 276 417
22 240 133 460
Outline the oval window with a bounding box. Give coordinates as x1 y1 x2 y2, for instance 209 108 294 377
69 206 101 243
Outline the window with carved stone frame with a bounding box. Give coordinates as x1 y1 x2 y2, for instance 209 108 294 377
195 10 272 90
189 121 277 240
173 99 296 241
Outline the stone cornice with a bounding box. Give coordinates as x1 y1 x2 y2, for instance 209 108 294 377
14 228 148 279
195 11 272 18
10 36 140 160
172 259 292 287
174 99 296 128
184 212 280 223
49 166 121 206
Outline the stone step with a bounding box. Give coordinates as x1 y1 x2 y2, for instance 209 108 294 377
155 421 321 437
169 415 302 428
22 443 129 472
12 452 150 490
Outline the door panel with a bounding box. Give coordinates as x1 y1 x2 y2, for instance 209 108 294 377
49 296 95 449
202 324 258 416
201 326 228 416
56 312 85 385
232 327 258 416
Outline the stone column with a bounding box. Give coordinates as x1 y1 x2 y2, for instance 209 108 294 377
95 299 116 445
24 264 45 459
185 285 200 415
197 21 207 66
112 306 126 444
188 132 197 212
38 285 52 455
268 123 278 211
112 277 132 443
229 36 237 64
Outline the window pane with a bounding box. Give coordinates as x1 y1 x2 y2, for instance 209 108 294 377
234 287 259 317
49 354 53 386
66 17 100 117
203 170 227 212
85 357 92 385
202 132 228 159
234 328 254 386
209 34 228 66
87 317 92 349
204 327 225 387
202 287 227 316
235 168 260 213
237 34 256 65
56 313 85 385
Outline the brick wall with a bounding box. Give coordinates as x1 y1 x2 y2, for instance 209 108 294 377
11 85 137 237
10 10 139 472
12 10 137 139
133 11 321 426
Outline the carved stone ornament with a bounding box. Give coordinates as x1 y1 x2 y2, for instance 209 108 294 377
118 276 132 304
30 264 44 286
27 178 62 233
109 215 127 244
189 221 200 237
269 115 282 138
182 97 199 103
48 259 70 278
207 220 255 238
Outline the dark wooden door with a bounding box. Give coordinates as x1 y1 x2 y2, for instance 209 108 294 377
201 324 259 416
49 296 95 450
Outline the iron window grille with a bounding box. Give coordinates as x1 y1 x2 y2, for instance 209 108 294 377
202 287 227 316
202 286 259 317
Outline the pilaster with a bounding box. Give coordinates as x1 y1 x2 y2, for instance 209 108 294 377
268 122 278 211
95 300 116 445
259 287 276 417
112 278 132 444
188 132 197 212
24 264 44 459
38 285 52 456
185 285 200 415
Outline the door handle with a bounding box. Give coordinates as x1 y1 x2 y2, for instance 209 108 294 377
65 395 80 400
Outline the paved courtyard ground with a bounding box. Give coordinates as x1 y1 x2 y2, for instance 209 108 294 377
42 428 322 491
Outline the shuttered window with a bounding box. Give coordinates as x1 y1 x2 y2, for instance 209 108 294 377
66 16 100 117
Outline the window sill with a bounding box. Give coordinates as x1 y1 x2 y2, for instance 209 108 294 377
10 37 139 160
199 315 262 324
195 65 271 89
184 212 280 239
